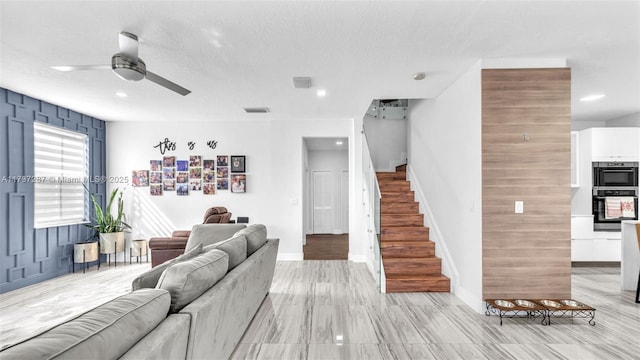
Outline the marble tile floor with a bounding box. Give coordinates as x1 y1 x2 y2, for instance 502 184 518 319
232 263 640 360
0 262 151 350
1 261 639 360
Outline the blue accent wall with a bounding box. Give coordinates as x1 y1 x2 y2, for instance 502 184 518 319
0 88 107 293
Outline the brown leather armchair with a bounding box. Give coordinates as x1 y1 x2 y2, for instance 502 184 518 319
148 206 232 267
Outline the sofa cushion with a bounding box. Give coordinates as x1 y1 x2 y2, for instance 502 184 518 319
156 249 229 312
132 244 203 291
203 234 247 270
234 224 268 255
185 224 247 252
0 289 170 359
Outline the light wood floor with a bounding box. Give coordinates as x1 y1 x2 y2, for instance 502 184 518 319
2 262 639 359
304 234 349 260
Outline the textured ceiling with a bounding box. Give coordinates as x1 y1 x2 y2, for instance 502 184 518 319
1 1 638 123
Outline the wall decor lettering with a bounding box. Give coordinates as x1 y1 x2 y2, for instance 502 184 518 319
188 141 196 150
154 138 176 154
207 140 218 149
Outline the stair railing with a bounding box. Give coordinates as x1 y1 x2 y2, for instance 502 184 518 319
362 130 384 292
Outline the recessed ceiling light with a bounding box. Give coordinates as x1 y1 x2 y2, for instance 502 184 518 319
243 107 270 113
317 89 327 97
51 66 74 72
580 94 605 102
413 72 426 80
336 140 343 145
115 92 128 98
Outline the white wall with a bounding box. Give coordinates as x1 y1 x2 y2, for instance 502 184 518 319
363 114 407 171
572 120 606 131
307 150 349 234
407 61 483 311
607 112 640 127
106 119 358 261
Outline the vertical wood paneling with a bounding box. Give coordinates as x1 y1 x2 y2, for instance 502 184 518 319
0 87 107 293
8 193 26 255
482 68 572 300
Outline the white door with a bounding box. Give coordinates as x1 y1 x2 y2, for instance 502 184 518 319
313 171 333 234
341 170 349 234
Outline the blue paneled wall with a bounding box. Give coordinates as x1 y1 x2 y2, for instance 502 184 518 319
0 88 107 293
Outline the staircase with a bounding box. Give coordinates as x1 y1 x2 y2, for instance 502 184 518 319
377 165 450 292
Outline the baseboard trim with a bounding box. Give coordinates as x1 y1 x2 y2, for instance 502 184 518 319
277 253 303 261
572 261 620 267
348 254 367 262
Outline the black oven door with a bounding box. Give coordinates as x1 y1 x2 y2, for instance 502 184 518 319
593 195 639 231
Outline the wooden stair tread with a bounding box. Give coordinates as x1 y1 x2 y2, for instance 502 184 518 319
385 275 450 293
386 274 449 280
378 167 449 293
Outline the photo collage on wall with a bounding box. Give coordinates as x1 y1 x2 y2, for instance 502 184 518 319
136 155 246 196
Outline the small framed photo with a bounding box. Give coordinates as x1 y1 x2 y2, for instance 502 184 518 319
150 160 162 171
230 156 245 173
177 184 189 196
150 171 162 184
217 178 228 190
131 170 149 187
217 166 228 178
177 160 189 172
150 184 163 196
217 155 228 167
231 174 246 193
163 156 176 168
203 183 215 195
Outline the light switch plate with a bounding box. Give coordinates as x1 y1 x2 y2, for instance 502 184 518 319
515 200 524 214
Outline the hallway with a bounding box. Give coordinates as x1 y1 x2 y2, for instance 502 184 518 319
303 234 348 260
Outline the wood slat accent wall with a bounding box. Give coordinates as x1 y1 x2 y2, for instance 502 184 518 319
482 68 572 299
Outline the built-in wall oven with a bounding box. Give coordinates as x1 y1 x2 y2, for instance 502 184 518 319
593 161 638 187
592 162 639 231
592 188 638 231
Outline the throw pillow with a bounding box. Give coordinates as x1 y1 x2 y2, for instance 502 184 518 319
156 249 229 312
184 224 247 252
131 243 203 291
233 224 267 255
203 234 247 270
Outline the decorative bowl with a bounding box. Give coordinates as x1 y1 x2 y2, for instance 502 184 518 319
494 300 515 308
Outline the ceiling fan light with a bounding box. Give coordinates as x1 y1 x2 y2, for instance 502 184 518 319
111 54 146 81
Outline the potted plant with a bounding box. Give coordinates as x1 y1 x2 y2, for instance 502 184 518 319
86 187 131 262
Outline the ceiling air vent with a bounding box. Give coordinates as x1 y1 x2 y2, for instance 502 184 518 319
243 107 270 113
292 77 312 88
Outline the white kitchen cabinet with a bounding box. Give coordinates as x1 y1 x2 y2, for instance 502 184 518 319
571 238 621 262
591 127 640 161
593 239 621 261
571 216 622 262
571 239 593 261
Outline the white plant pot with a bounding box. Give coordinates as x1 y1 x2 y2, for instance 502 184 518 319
73 242 99 263
99 232 125 254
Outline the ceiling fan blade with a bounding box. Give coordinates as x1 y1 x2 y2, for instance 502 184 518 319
145 71 191 96
118 32 139 63
52 65 111 71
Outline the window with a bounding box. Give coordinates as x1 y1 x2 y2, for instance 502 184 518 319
34 123 89 228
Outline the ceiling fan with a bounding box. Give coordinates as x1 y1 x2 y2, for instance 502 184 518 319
52 32 191 96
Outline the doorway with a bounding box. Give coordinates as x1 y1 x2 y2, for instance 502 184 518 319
303 137 349 260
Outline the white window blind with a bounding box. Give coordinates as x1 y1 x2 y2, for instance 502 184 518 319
34 122 89 228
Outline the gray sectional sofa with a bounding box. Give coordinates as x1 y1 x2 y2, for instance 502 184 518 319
0 224 279 360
